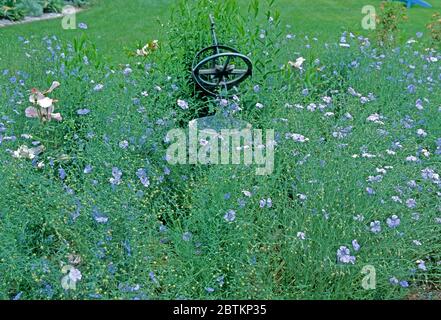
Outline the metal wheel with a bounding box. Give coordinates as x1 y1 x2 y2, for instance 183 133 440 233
192 51 252 97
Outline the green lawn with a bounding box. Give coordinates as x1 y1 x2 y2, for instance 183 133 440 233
1 0 440 70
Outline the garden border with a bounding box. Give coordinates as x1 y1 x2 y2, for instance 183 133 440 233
0 7 83 28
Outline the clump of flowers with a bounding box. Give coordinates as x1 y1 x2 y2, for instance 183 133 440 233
136 40 159 57
25 81 62 122
286 133 309 143
370 220 381 234
11 145 45 159
336 246 356 264
109 167 122 186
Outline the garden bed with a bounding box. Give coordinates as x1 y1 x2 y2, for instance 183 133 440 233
0 0 440 300
0 6 82 27
0 0 88 26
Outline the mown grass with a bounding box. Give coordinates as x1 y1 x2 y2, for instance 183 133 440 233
0 0 440 300
1 0 440 69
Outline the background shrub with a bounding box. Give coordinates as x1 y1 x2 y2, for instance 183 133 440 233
17 0 43 17
0 0 26 21
0 0 89 21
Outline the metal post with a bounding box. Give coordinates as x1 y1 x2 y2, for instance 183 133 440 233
209 14 220 54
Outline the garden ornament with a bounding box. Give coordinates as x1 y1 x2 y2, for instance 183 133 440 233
191 14 253 98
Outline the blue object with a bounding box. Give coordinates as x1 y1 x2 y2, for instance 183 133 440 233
397 0 432 8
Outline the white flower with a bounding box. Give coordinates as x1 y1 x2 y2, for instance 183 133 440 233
12 145 45 160
366 113 384 124
322 96 332 104
286 133 309 143
119 140 129 149
69 268 82 282
46 81 60 93
25 107 38 118
29 90 45 104
421 149 430 157
386 149 396 155
406 155 418 162
297 193 307 201
416 129 427 137
242 190 252 197
288 57 305 69
177 99 189 110
297 232 306 240
27 82 62 121
51 113 63 121
37 97 54 109
348 87 361 97
136 45 150 57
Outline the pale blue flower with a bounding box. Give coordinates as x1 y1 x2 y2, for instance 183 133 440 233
77 108 90 115
399 280 409 288
78 22 88 30
136 168 150 187
83 164 93 174
352 239 360 251
386 215 400 229
205 287 215 293
336 246 356 264
109 167 122 185
182 232 192 242
224 209 236 222
370 220 381 233
406 199 416 209
417 260 427 271
59 168 66 180
149 271 159 285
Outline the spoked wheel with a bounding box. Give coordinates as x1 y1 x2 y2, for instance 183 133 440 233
192 45 252 97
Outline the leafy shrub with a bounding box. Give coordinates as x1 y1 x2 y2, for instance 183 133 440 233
0 0 90 21
17 0 43 17
0 0 26 20
65 0 89 7
41 0 65 13
375 1 408 46
426 12 441 44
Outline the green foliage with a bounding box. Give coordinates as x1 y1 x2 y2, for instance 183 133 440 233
0 0 90 21
41 0 65 13
0 0 26 20
375 1 408 47
65 0 88 7
17 0 43 17
426 12 441 44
